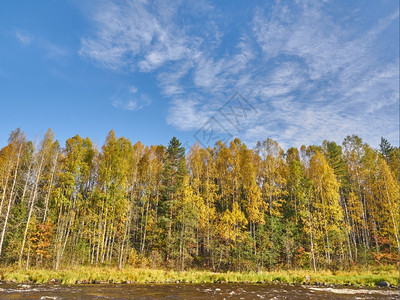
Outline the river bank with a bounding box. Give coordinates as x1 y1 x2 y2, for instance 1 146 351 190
0 267 398 288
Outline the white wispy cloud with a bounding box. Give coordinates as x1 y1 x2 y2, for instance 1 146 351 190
15 29 68 59
15 30 34 45
111 86 152 111
129 86 138 94
40 40 68 58
80 0 399 148
167 98 209 130
241 1 399 147
157 61 192 96
80 0 196 72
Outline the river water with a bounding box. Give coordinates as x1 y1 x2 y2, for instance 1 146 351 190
0 283 398 299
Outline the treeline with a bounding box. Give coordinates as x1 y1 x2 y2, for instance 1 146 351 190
0 128 398 272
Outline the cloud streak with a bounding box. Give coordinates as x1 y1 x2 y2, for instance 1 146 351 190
15 29 68 58
80 0 399 148
15 30 34 45
111 86 152 111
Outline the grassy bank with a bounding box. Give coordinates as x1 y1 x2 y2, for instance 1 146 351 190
0 266 398 287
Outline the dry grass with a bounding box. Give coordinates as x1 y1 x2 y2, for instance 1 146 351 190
0 265 398 286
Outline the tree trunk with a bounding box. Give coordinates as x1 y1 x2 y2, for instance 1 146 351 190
43 150 58 222
307 197 317 272
0 146 22 256
19 155 44 267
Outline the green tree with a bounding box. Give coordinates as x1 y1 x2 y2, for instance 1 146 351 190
160 137 187 265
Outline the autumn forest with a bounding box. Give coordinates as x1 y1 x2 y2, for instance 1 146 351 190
0 128 398 273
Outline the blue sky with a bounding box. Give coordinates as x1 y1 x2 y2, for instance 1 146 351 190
0 0 398 150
